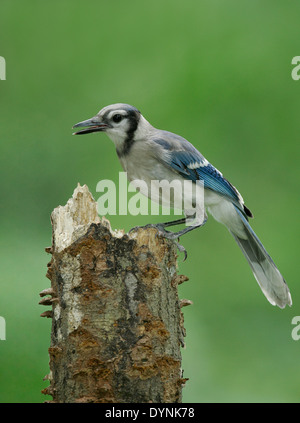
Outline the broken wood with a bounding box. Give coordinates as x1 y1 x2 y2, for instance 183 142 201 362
40 184 190 403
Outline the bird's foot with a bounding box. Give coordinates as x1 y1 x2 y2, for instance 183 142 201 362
128 224 187 261
157 231 187 261
129 223 167 234
175 241 188 261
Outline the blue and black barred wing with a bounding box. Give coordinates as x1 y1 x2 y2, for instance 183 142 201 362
154 137 252 218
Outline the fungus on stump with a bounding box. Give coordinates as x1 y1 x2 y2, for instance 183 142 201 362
40 184 190 403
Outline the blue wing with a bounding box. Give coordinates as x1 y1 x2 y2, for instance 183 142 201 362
153 134 252 218
171 150 240 199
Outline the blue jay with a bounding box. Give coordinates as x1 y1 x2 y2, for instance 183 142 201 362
73 103 292 308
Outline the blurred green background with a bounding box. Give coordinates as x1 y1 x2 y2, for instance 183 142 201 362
0 0 299 403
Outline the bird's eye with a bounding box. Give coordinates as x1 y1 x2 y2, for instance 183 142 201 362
112 114 123 123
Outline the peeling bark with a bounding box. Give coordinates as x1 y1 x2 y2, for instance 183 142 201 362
40 184 190 403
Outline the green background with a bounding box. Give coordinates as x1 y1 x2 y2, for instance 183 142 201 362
0 0 299 403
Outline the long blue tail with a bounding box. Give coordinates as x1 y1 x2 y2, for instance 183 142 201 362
230 206 292 308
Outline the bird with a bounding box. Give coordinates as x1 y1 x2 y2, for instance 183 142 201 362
73 103 292 309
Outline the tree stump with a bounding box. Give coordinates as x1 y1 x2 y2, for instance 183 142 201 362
40 184 190 403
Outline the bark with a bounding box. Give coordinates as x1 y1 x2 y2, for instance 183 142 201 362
40 184 190 403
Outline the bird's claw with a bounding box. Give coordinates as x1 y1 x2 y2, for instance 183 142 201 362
128 224 146 234
176 241 188 261
157 231 188 261
128 224 188 261
129 223 166 234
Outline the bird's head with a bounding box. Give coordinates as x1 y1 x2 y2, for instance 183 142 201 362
73 103 151 155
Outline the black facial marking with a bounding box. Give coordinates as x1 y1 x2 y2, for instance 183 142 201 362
99 110 112 128
117 109 140 158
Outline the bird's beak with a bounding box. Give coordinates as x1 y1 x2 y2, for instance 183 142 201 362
72 117 110 135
